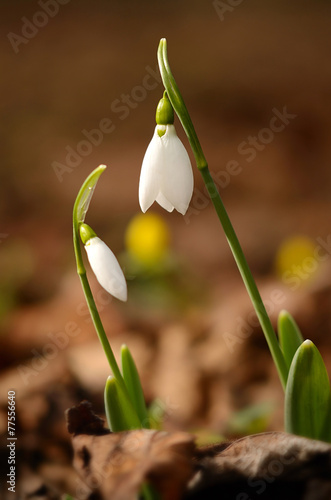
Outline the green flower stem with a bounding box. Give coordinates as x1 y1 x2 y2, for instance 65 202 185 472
78 270 124 384
72 166 125 391
201 168 287 389
158 39 207 170
158 38 288 390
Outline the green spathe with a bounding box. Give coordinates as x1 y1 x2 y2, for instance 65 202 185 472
285 339 331 442
73 164 107 275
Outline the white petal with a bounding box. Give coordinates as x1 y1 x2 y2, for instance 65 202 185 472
138 127 163 212
159 125 194 215
156 192 174 212
85 237 127 301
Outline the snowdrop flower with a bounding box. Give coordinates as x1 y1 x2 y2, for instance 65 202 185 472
80 223 127 301
139 93 193 215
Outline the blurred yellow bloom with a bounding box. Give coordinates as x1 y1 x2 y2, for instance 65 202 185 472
275 235 319 289
125 213 170 266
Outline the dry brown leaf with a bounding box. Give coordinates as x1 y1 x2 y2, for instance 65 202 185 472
66 400 108 436
187 431 331 499
66 402 195 500
67 404 331 500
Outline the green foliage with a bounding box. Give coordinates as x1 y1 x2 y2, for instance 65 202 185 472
121 345 150 428
285 340 331 442
104 375 142 432
226 402 274 436
278 310 304 372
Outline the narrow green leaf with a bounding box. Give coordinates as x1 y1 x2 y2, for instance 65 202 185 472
121 344 150 428
285 339 331 442
148 398 166 430
140 483 160 500
104 375 142 432
278 310 304 371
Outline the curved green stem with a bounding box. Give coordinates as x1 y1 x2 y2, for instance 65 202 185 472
158 39 207 170
78 270 124 383
157 38 288 389
72 166 125 389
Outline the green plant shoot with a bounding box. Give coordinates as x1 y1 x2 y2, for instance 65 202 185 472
104 375 142 432
121 344 150 428
73 166 148 433
278 310 304 372
285 340 331 442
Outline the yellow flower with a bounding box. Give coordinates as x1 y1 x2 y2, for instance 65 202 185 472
125 213 170 266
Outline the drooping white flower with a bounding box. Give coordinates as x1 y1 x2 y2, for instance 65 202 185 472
84 234 127 302
139 124 194 215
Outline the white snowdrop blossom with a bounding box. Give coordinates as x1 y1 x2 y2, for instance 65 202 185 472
84 237 127 301
139 124 194 215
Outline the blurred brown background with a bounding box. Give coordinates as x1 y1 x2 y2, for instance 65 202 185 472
1 0 331 496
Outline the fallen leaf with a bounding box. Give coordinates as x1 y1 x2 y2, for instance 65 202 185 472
67 402 195 500
187 432 331 499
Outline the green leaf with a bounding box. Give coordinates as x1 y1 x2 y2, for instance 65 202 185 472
141 483 160 500
121 344 150 428
104 375 142 432
285 339 331 442
148 398 166 430
226 401 274 436
278 310 304 372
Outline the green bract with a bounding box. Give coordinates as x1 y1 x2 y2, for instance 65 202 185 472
73 164 106 274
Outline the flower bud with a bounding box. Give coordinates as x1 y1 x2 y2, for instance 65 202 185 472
80 223 127 301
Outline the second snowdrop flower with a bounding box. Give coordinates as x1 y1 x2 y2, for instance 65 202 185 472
139 92 194 215
80 223 127 302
